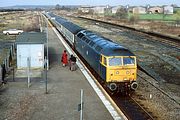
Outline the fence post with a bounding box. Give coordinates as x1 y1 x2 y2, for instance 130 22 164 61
13 67 15 82
44 57 48 94
27 57 30 88
80 89 84 120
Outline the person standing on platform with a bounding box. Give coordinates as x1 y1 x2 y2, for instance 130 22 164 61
69 55 77 71
61 50 68 67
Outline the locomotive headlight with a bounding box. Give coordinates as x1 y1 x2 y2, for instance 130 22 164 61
116 71 119 74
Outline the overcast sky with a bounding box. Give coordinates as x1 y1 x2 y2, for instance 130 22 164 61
1 0 180 7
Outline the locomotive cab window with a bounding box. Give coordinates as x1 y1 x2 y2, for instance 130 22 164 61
108 57 122 66
123 57 135 65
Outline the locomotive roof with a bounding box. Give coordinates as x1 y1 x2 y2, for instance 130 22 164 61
80 30 135 56
102 45 135 56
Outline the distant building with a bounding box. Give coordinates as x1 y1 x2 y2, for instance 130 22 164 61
16 32 46 69
92 5 112 15
132 6 146 14
92 6 106 14
78 6 93 13
104 5 112 15
148 6 163 14
163 5 174 14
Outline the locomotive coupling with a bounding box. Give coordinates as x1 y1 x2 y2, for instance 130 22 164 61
130 82 138 90
108 83 117 91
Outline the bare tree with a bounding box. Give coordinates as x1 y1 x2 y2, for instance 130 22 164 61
129 13 139 24
174 10 180 24
77 9 83 15
55 4 61 10
115 8 128 19
89 9 94 15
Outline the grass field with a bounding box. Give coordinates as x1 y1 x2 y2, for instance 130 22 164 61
128 13 177 21
0 11 40 41
0 11 41 66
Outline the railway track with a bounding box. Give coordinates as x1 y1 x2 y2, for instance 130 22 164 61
77 16 180 51
112 95 155 120
69 15 180 90
46 12 180 120
46 15 179 120
77 51 155 120
74 45 155 119
137 69 180 106
52 27 155 120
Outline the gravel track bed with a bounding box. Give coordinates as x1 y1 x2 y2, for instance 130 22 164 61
63 15 180 120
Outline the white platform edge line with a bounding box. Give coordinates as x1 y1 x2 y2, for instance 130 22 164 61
52 27 124 120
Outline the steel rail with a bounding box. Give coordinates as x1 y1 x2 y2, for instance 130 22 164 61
47 15 159 120
137 71 180 106
77 16 180 51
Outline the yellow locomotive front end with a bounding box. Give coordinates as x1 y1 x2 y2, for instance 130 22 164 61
101 55 138 92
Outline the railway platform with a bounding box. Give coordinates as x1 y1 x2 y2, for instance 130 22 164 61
0 20 126 120
30 26 115 120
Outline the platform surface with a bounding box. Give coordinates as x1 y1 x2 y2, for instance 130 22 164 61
29 26 113 120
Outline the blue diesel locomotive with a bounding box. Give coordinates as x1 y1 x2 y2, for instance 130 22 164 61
45 12 138 93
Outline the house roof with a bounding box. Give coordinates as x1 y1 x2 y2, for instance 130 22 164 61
16 32 46 44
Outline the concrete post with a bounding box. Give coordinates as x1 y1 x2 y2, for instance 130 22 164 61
44 57 48 94
80 89 84 120
0 65 2 82
27 57 30 88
